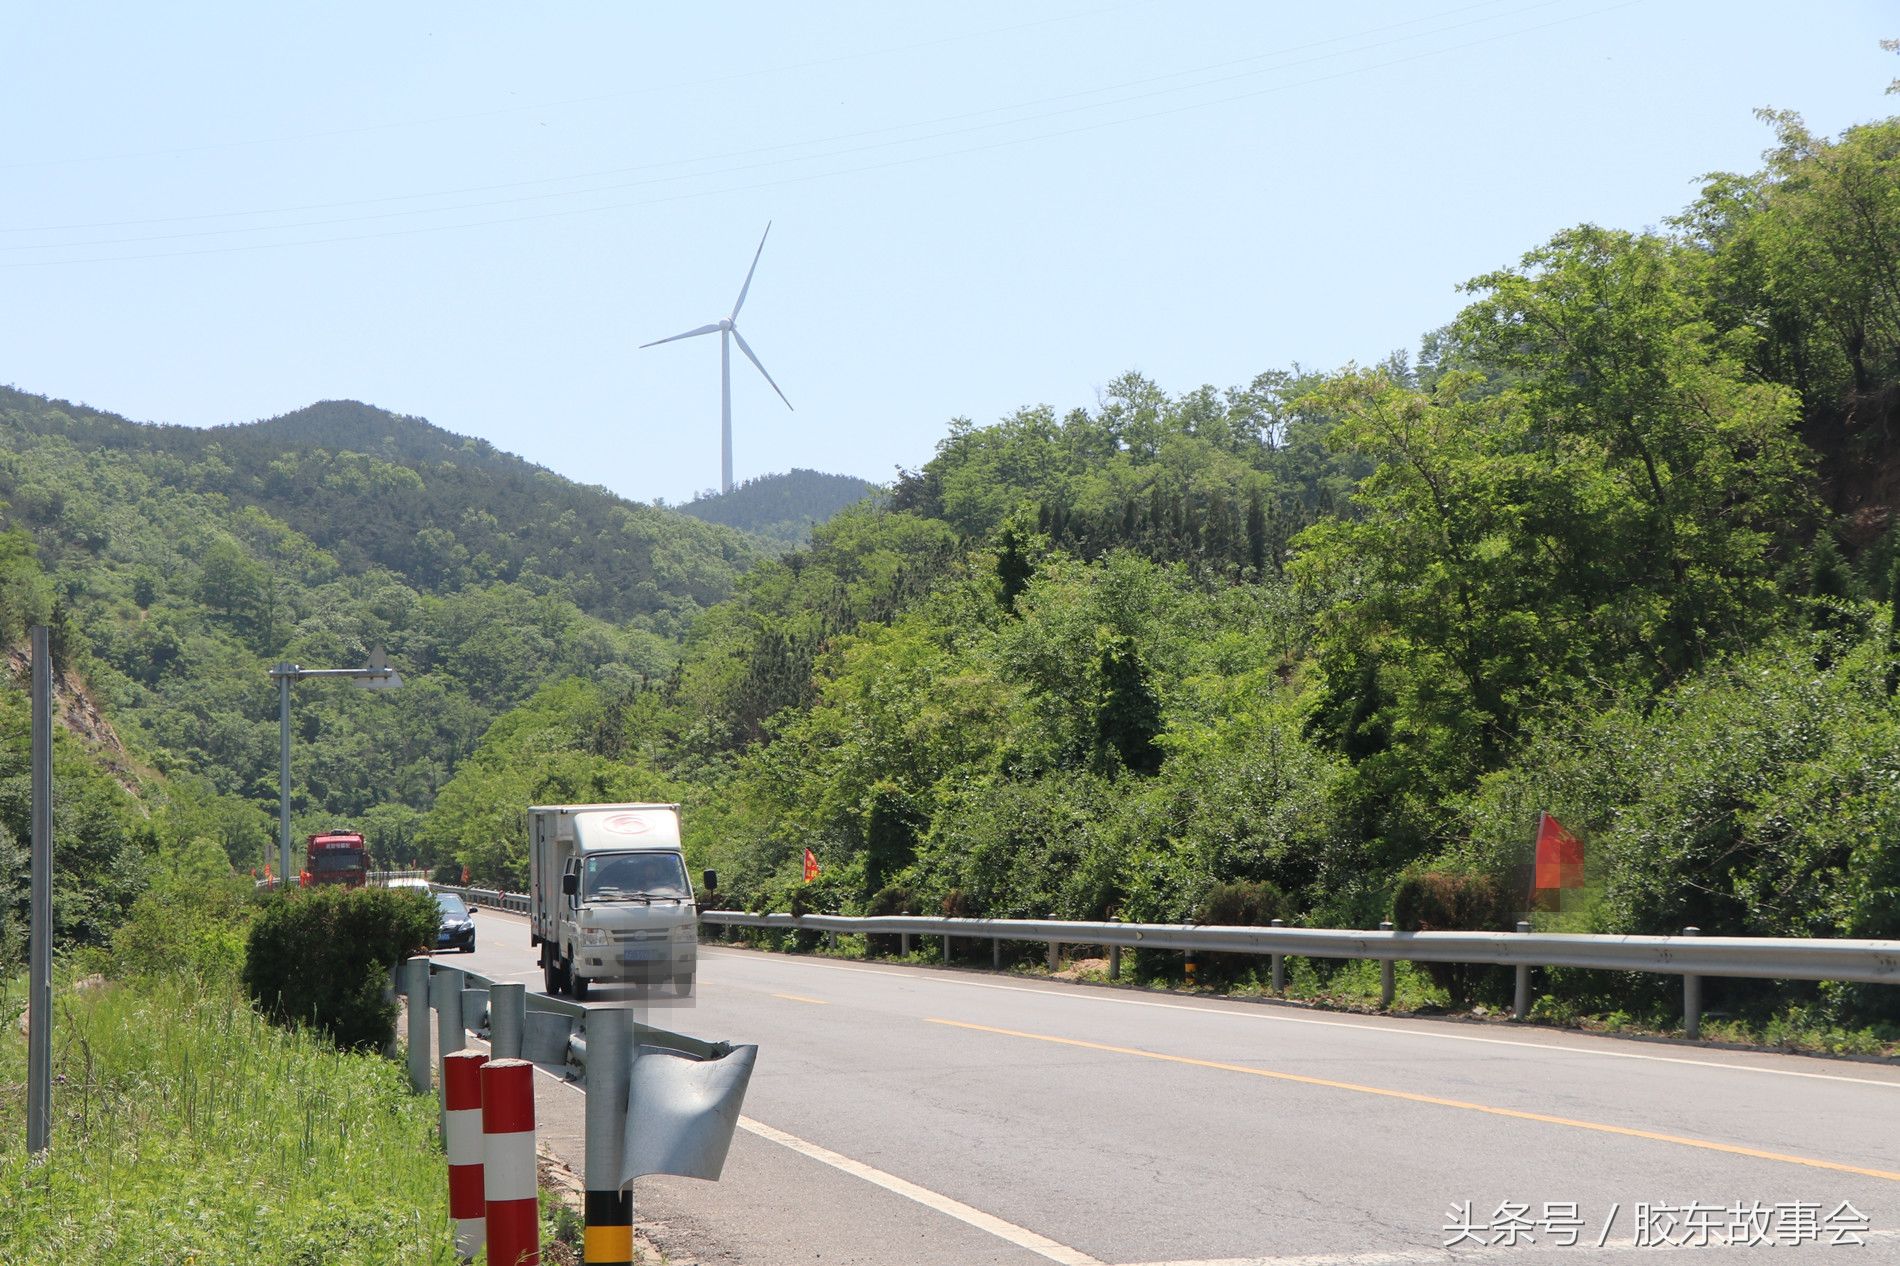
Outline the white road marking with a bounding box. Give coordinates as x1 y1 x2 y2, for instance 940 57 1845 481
1115 1230 1900 1264
737 1115 1105 1266
701 948 1900 1089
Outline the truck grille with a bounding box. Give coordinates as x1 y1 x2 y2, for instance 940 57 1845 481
611 930 663 943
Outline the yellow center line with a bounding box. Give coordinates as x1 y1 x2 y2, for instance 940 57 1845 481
926 1018 1900 1184
773 992 830 1005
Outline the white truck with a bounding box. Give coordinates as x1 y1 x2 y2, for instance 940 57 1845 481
527 803 710 999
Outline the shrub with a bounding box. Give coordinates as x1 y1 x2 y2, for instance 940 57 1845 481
110 873 254 982
1390 868 1516 1008
1190 879 1292 985
865 884 916 956
242 886 439 1050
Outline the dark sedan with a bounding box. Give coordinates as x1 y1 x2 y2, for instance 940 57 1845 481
434 891 476 953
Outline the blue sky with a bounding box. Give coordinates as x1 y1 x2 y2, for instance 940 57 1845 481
3 3 1894 503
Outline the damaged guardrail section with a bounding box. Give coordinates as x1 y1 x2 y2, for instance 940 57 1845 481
700 910 1900 1039
396 958 755 1263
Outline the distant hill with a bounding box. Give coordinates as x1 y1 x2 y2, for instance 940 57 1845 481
0 390 761 623
678 468 878 547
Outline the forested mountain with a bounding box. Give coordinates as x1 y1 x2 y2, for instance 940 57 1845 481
678 468 878 547
7 100 1900 1038
0 392 760 624
419 105 1900 1030
0 389 765 919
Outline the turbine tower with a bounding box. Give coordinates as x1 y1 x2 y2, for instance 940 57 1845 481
640 222 793 494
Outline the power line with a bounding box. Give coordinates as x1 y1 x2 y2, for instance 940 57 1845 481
1 0 1559 241
1 1 1641 271
0 3 1148 172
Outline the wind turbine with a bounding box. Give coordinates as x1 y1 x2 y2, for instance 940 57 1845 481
640 222 793 495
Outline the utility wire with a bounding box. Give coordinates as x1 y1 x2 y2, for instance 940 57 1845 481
1 1 1641 270
2 0 1560 239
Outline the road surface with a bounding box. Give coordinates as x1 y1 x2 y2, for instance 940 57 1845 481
453 907 1900 1264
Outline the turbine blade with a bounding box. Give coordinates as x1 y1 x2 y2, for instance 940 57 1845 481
639 322 721 349
729 221 771 321
730 327 792 411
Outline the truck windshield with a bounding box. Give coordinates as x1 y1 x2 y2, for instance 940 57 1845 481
584 852 689 901
310 851 363 872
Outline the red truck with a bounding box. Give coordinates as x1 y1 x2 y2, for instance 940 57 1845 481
301 830 368 887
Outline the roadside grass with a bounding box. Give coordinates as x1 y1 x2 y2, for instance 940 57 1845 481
0 969 462 1266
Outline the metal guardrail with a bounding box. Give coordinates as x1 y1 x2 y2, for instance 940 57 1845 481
396 956 755 1250
432 882 532 915
700 910 1900 1038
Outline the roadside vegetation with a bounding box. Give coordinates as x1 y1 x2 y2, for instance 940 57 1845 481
0 883 461 1265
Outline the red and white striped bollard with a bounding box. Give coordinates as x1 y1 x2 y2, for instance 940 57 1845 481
482 1057 540 1266
442 1049 488 1256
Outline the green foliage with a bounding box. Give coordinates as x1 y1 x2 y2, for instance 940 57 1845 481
0 973 460 1265
241 886 438 1050
678 468 879 548
110 864 254 983
1390 869 1516 1007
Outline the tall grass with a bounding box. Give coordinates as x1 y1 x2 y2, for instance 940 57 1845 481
0 971 461 1265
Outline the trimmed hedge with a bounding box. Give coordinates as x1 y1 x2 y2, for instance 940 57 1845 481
242 885 439 1050
1390 869 1516 1008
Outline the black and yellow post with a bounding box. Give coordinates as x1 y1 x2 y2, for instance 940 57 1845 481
585 1008 637 1266
584 1190 634 1265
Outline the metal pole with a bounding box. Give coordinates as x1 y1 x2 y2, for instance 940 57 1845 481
991 937 1000 970
1514 921 1532 1020
1378 921 1395 1009
433 967 465 1061
404 957 432 1094
1108 944 1121 981
489 982 526 1061
585 1009 634 1265
1682 927 1702 1040
26 625 52 1155
276 664 293 884
942 934 951 965
1269 918 1286 994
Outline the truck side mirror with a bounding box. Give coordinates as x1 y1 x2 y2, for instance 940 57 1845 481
561 873 578 897
703 869 718 894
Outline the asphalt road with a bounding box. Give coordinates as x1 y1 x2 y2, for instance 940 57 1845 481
453 908 1900 1265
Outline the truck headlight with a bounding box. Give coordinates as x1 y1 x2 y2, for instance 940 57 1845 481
580 926 612 945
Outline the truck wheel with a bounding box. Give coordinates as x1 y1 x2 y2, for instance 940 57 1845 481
543 952 562 996
570 966 590 1001
673 971 694 997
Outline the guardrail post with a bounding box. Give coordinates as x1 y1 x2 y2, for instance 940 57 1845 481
489 982 526 1061
1049 941 1061 973
1682 926 1702 1040
942 934 951 965
1378 922 1395 1009
432 966 465 1062
992 937 1001 970
900 931 911 957
1514 921 1531 1021
482 1059 540 1266
444 1050 489 1257
404 956 432 1094
585 1008 634 1266
1108 944 1121 981
1269 919 1285 994
827 931 838 950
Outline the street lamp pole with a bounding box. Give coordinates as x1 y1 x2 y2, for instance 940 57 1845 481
269 647 403 885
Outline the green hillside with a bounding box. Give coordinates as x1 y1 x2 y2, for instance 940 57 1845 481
0 390 763 892
677 468 879 548
422 106 1900 1034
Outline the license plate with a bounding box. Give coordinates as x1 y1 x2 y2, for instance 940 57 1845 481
620 946 664 963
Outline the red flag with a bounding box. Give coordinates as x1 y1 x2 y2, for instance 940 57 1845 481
461 864 471 886
802 847 820 884
1534 812 1585 890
